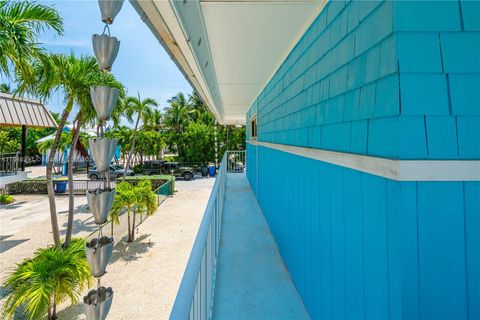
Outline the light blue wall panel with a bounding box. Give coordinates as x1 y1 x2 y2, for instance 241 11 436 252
417 183 467 319
343 170 364 319
464 182 480 319
246 146 479 319
362 174 389 319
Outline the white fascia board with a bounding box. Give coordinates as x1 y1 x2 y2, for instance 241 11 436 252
129 0 224 123
249 140 480 182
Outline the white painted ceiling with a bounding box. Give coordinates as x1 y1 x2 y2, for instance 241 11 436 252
132 0 326 124
201 1 325 123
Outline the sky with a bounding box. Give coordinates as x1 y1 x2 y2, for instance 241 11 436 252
26 0 192 117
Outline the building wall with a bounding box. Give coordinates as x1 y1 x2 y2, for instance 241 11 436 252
246 0 479 319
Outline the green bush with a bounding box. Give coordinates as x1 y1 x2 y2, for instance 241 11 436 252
161 155 177 162
0 194 14 205
133 163 144 174
5 180 47 194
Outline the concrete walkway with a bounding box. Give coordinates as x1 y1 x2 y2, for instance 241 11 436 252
212 174 309 320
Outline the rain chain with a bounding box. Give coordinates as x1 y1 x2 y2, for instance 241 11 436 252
83 1 124 319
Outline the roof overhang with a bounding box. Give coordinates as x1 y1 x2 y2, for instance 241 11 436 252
130 0 326 125
0 93 57 128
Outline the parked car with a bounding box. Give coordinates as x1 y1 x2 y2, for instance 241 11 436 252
141 160 196 180
162 162 196 181
88 165 134 180
142 160 166 175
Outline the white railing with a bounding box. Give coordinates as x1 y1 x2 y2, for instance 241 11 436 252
226 150 245 173
170 153 227 320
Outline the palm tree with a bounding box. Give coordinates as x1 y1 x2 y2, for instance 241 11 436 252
143 108 162 132
64 72 123 248
2 238 92 320
164 92 193 158
0 82 12 93
164 92 192 132
106 125 132 164
110 181 136 242
123 94 157 178
18 53 122 249
0 0 63 80
131 180 157 239
37 131 70 174
188 91 208 122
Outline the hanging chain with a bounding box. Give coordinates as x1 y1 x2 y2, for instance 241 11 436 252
102 24 111 36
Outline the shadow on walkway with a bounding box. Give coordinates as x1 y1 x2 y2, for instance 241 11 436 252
110 233 154 264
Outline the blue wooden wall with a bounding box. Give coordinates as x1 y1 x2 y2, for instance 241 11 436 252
252 146 479 319
245 0 480 319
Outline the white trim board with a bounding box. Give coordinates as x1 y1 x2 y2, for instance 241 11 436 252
247 140 480 181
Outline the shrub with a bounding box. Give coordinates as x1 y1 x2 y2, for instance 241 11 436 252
5 180 47 194
161 155 177 162
132 163 144 174
1 239 93 320
0 194 14 205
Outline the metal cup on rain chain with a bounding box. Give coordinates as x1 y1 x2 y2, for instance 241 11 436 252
87 188 116 225
89 138 118 172
85 236 114 277
90 86 118 121
92 34 120 71
84 286 114 320
98 0 124 24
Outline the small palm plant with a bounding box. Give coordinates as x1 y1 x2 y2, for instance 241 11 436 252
131 180 157 240
1 238 93 320
109 180 158 242
110 181 136 242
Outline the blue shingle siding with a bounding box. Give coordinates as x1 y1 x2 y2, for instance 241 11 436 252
247 0 479 160
461 0 480 31
393 0 461 31
449 74 480 115
396 33 443 73
440 33 480 73
400 74 449 115
457 116 480 159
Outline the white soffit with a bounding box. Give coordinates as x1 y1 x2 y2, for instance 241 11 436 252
130 0 326 124
201 1 325 123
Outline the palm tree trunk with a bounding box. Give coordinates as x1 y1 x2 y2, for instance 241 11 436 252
52 301 57 319
127 207 131 242
47 295 52 320
131 207 136 241
123 113 141 182
111 219 114 237
46 100 73 249
64 113 82 248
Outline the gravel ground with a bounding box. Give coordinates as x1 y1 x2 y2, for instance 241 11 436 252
0 176 215 319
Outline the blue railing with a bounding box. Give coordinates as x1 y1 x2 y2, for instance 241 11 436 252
154 179 174 206
170 154 227 319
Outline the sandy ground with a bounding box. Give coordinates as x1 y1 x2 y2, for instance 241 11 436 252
0 176 215 319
